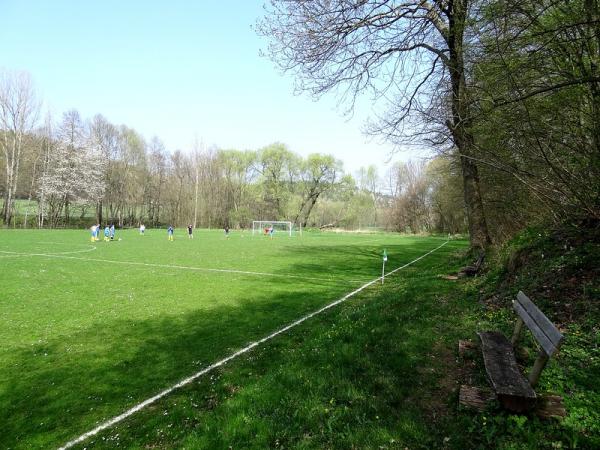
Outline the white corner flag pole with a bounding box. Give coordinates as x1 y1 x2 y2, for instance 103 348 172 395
382 249 387 284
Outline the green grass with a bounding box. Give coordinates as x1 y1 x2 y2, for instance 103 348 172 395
0 228 463 449
4 227 597 449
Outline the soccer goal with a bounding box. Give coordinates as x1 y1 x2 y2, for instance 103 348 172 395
252 220 293 237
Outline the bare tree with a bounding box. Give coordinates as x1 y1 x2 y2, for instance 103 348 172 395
0 70 39 225
258 0 491 249
89 114 118 224
146 136 168 226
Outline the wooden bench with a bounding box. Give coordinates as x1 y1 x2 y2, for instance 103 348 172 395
459 251 485 277
478 291 564 412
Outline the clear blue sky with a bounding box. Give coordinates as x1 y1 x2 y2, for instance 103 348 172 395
1 0 421 175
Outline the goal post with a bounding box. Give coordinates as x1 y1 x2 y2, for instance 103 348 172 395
252 220 293 237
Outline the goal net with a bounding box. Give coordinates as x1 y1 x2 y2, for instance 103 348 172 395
252 220 293 237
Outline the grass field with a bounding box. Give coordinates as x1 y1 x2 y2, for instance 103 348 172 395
0 228 466 449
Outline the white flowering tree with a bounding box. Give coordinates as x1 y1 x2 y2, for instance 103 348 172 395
38 110 106 227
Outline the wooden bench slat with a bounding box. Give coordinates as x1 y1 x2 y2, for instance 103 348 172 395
515 291 564 350
513 301 558 356
478 331 536 410
513 292 563 356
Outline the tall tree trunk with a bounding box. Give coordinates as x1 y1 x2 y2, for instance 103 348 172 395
3 186 13 225
294 196 310 226
96 200 103 224
11 133 23 227
2 133 18 226
64 198 70 226
448 0 491 250
193 166 199 229
584 0 600 209
301 193 320 228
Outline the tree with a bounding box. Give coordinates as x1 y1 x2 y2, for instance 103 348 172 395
0 70 39 225
146 136 168 226
387 160 431 233
469 0 600 226
259 0 491 249
218 149 258 227
295 153 341 227
256 143 300 219
38 110 105 227
425 157 465 234
89 114 115 224
356 165 380 225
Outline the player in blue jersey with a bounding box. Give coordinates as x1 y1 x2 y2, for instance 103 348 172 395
167 225 174 241
104 225 110 242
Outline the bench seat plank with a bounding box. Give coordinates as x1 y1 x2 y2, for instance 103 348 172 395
478 331 536 411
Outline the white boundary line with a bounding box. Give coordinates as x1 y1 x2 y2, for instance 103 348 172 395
0 253 34 258
0 245 97 256
58 240 449 450
0 252 367 285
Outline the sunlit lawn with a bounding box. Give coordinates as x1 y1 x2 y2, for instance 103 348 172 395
0 228 462 449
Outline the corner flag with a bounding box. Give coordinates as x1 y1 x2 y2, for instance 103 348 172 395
382 249 387 284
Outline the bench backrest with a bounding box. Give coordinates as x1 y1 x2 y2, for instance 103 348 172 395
512 291 564 357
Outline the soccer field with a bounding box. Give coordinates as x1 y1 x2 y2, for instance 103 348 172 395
0 228 460 449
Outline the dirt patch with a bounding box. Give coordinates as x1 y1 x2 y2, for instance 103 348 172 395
414 341 461 422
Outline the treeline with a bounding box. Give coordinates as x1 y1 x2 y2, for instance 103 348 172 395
6 1 597 242
0 72 463 232
259 0 600 248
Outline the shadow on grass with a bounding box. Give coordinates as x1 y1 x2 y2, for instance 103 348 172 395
0 278 346 449
75 240 471 449
276 239 453 281
1 238 466 449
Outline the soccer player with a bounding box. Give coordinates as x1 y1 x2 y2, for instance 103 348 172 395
224 225 230 238
90 224 97 242
167 225 174 241
110 224 115 240
187 224 193 239
104 225 110 242
140 223 145 235
269 226 274 239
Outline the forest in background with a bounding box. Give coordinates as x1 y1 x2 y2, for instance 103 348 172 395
0 74 464 234
2 0 600 247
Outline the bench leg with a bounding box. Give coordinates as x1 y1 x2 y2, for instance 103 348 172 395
511 317 524 346
528 351 549 388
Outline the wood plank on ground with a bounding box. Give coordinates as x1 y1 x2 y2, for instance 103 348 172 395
458 339 478 357
459 385 496 411
536 394 566 419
